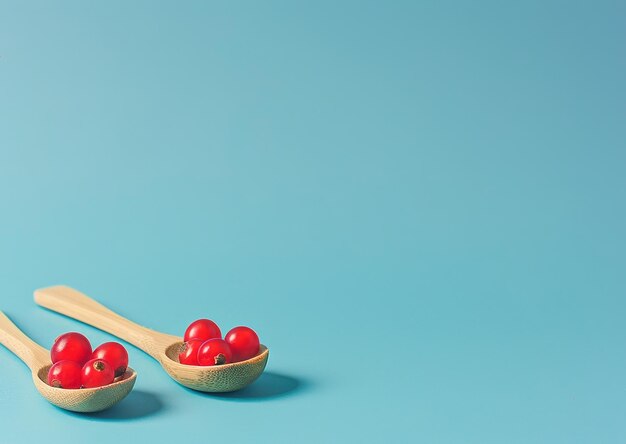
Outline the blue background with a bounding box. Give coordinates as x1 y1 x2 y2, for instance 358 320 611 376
1 1 625 442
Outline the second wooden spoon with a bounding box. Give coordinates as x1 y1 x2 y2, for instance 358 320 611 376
34 286 269 392
0 311 136 412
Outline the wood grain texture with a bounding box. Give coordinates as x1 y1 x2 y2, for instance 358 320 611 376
35 285 269 393
0 311 136 413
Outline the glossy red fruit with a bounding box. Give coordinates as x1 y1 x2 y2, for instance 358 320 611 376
184 319 221 342
197 339 232 366
179 339 203 365
225 326 260 362
47 360 82 389
51 332 92 366
92 342 129 377
81 358 115 388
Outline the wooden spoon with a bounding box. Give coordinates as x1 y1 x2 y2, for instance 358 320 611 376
0 311 136 413
34 286 269 392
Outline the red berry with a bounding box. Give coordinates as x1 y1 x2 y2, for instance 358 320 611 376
92 342 129 377
225 326 260 362
184 319 221 342
47 360 82 389
197 339 232 366
51 332 92 366
179 339 203 365
81 358 115 388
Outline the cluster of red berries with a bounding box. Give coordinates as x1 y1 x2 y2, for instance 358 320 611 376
179 319 260 366
47 332 129 389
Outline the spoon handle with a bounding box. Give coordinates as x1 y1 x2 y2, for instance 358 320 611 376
0 311 49 370
34 286 176 358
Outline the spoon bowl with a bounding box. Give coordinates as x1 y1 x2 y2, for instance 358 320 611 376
33 366 137 412
0 311 136 413
161 342 268 392
35 286 269 393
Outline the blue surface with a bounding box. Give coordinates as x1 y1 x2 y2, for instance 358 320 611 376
1 1 625 442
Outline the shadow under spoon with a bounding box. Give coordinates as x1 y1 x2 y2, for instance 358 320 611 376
34 286 269 393
0 311 136 413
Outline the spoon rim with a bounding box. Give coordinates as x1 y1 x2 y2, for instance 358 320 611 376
161 343 269 369
33 365 138 392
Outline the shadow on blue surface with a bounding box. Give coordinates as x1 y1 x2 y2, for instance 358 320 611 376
184 371 311 402
59 390 164 421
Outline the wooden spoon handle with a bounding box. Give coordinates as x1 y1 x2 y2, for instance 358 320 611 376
0 311 49 370
34 286 176 359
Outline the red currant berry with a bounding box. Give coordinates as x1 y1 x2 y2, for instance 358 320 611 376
81 358 115 388
92 342 129 377
184 319 221 342
197 339 232 366
225 326 260 362
178 339 203 365
51 332 92 366
47 360 82 389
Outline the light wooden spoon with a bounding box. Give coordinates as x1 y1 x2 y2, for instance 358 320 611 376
34 286 269 393
0 311 136 413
